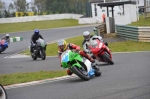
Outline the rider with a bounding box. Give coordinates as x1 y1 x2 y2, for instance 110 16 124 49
30 29 46 53
82 31 108 53
2 34 10 43
57 39 98 75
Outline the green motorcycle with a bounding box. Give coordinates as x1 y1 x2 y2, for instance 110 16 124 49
61 49 101 81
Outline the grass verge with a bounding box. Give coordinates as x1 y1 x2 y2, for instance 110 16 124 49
0 19 81 34
21 35 150 56
3 38 150 86
129 15 150 26
0 70 67 86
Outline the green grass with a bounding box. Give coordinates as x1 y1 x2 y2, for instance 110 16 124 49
109 40 150 52
4 37 150 86
21 35 85 56
21 35 150 56
129 15 150 26
0 19 80 34
2 16 150 86
0 70 67 86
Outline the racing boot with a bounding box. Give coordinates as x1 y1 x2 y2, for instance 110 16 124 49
91 62 99 71
67 69 73 75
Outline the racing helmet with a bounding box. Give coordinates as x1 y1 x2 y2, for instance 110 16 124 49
83 31 90 41
57 39 67 51
34 29 39 35
6 34 9 38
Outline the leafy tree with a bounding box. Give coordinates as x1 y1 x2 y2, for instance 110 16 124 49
14 0 29 12
34 0 45 15
0 0 5 17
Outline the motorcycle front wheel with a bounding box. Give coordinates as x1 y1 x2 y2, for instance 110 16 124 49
72 66 90 81
0 84 7 99
31 53 37 60
102 53 114 65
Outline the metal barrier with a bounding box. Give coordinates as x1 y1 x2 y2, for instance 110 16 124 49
138 27 150 42
116 25 150 42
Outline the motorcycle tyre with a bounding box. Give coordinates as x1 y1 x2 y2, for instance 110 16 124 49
0 84 7 99
102 53 114 65
31 53 37 60
72 66 90 81
94 69 102 77
41 49 46 60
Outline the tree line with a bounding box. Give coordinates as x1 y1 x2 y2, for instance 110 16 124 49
0 0 91 18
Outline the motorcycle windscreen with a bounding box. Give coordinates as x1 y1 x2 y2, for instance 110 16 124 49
36 38 46 47
89 40 103 54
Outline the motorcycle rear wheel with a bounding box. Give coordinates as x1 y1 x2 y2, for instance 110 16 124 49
0 84 7 99
72 66 90 81
41 49 46 60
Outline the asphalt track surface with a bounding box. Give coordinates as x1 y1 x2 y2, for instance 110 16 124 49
0 25 97 74
1 25 150 99
6 51 150 99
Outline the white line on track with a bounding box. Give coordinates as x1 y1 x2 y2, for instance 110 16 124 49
4 35 82 58
4 75 77 89
5 50 150 58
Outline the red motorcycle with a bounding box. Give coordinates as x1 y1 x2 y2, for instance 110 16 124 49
88 39 114 65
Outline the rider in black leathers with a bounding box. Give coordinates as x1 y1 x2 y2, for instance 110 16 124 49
30 29 46 53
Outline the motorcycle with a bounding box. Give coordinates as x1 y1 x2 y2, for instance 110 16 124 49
0 40 8 53
31 38 46 60
0 84 7 99
61 49 101 81
88 39 114 65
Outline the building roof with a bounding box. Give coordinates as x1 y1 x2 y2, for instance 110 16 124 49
97 1 136 7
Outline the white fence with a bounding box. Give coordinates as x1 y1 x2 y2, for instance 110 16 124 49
0 14 83 24
0 13 138 25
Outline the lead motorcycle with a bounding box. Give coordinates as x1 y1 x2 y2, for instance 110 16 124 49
88 38 114 65
61 49 101 81
0 40 9 53
0 84 7 99
31 38 46 60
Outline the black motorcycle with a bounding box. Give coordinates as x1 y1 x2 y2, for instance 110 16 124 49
0 84 7 99
31 38 46 60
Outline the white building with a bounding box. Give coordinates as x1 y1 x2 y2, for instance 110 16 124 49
79 0 139 25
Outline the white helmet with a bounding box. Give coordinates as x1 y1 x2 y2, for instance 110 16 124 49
6 34 9 37
83 31 90 41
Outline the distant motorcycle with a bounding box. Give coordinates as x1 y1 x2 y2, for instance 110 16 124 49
88 39 114 65
61 49 101 81
0 84 7 99
31 38 46 60
0 39 9 53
